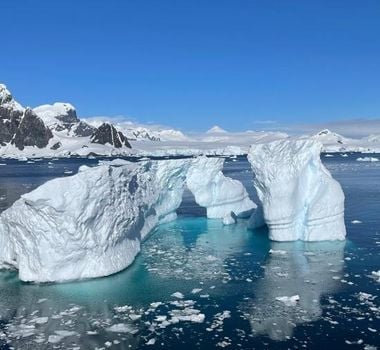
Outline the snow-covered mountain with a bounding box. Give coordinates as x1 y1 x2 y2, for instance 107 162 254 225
307 129 380 153
83 117 191 142
206 125 228 134
311 129 348 146
33 103 95 137
0 84 132 158
2 83 380 158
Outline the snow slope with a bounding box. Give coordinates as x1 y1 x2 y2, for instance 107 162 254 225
0 157 254 282
84 117 191 142
247 139 346 241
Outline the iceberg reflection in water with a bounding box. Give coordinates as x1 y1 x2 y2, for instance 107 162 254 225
241 240 345 341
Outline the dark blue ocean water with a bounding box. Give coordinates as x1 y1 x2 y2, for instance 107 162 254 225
0 154 379 349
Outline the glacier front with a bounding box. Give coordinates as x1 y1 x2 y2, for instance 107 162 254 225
0 156 255 282
247 139 346 241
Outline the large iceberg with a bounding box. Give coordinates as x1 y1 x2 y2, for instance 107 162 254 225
247 139 346 241
0 157 255 282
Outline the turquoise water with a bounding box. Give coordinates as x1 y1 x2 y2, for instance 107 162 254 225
0 155 379 349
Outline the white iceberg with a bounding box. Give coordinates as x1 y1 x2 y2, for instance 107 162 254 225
248 139 346 241
187 156 255 219
0 156 254 282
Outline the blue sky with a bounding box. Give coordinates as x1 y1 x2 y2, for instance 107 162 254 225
1 0 380 132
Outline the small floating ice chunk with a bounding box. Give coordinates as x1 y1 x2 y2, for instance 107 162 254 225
357 292 376 301
48 330 77 343
149 302 163 308
106 323 138 334
146 338 156 345
30 317 48 325
275 295 300 306
351 220 362 224
356 157 379 162
370 270 380 282
345 339 364 345
191 288 203 294
114 305 131 313
171 292 184 299
269 249 287 255
129 314 142 321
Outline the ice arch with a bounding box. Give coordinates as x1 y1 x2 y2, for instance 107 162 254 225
0 156 255 282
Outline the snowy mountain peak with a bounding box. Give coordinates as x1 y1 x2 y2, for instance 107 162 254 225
313 129 346 144
34 102 78 125
0 84 12 104
316 129 334 136
0 84 24 112
206 125 227 134
91 123 131 148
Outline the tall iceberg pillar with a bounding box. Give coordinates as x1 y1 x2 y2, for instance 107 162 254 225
247 139 346 241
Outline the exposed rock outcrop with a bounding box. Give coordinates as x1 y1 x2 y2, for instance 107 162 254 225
12 109 53 150
91 123 131 148
0 85 53 149
0 84 23 146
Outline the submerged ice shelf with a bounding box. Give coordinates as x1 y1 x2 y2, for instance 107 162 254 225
0 139 347 283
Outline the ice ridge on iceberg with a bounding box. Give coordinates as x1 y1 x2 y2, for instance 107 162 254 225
247 139 346 241
0 156 255 282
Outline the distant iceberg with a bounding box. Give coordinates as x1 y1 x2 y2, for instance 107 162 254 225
356 157 379 162
248 139 346 241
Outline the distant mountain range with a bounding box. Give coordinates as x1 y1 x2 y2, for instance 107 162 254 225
1 83 380 158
